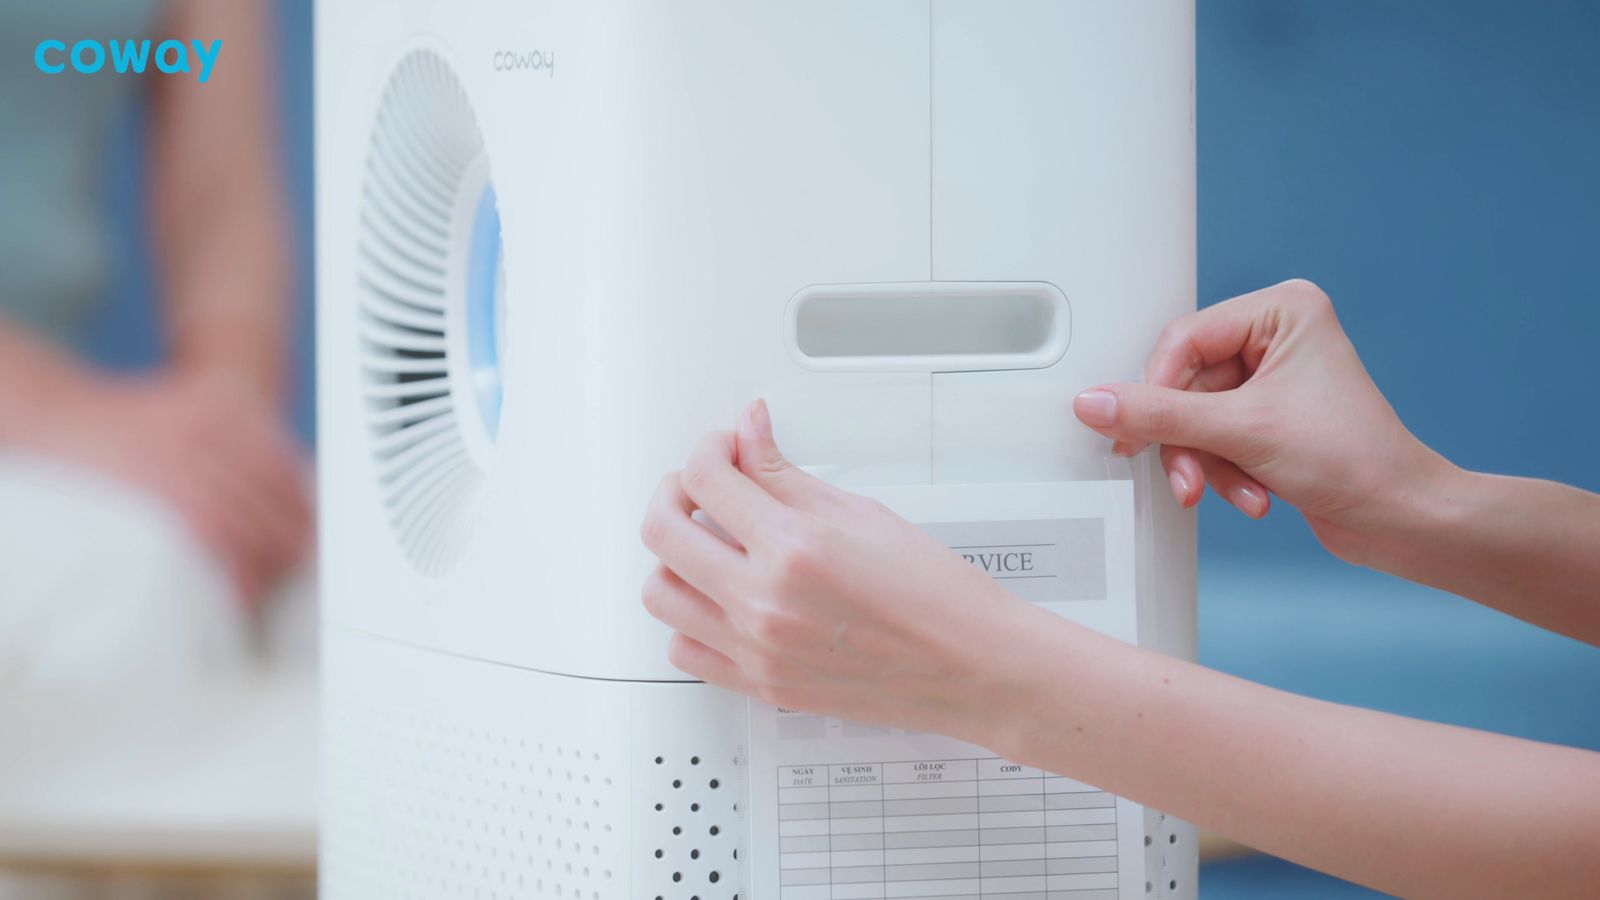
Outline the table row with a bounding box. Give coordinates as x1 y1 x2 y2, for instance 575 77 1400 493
781 857 1117 883
778 760 1094 789
779 821 1120 844
777 873 1119 899
778 839 1119 862
782 795 1115 819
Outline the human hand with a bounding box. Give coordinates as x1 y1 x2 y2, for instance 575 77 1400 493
14 368 312 605
1072 279 1449 563
640 399 1044 739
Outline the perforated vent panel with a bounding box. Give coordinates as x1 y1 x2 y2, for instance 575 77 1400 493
640 752 742 900
322 630 752 900
322 630 628 899
1142 807 1198 900
628 684 750 900
325 716 620 899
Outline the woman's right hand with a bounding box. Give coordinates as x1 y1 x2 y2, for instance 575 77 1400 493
1072 278 1450 565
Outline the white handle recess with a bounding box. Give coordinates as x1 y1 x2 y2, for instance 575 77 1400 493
786 281 1070 373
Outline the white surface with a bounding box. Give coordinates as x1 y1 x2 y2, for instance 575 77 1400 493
0 454 318 867
0 455 246 690
0 673 318 867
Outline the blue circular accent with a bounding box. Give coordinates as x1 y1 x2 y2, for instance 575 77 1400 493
465 184 504 439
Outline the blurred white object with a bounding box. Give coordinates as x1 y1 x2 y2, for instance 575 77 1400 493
0 670 317 868
0 454 247 688
0 453 317 873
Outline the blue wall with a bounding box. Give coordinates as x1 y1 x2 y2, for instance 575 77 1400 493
1199 0 1600 558
1196 8 1600 892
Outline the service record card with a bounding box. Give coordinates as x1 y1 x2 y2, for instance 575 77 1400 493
746 480 1143 900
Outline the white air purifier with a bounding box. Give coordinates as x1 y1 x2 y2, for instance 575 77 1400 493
316 3 1197 898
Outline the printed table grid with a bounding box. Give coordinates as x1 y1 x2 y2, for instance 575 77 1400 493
777 759 1119 900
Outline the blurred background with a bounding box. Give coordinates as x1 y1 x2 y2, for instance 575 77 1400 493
1 1 1596 898
1199 0 1599 895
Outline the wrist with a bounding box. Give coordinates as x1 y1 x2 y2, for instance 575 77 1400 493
1356 453 1479 575
0 334 99 444
170 308 288 409
171 350 285 411
953 600 1087 761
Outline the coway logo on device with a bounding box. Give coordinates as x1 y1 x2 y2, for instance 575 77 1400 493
35 39 222 84
491 49 553 75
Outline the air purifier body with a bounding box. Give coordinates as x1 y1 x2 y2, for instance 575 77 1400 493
316 2 1198 898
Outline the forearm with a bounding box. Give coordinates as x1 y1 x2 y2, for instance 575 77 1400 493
0 319 92 442
158 184 292 405
969 607 1600 899
150 0 291 408
1364 463 1600 643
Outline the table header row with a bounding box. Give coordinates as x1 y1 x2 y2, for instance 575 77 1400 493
778 759 1064 788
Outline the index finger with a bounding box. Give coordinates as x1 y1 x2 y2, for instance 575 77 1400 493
641 470 746 599
680 430 797 548
1145 281 1291 388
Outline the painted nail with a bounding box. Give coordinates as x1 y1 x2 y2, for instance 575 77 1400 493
1074 390 1118 427
1229 484 1268 518
750 397 772 438
1169 469 1191 506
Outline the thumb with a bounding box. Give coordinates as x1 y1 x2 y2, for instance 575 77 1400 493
734 398 836 509
1074 383 1256 461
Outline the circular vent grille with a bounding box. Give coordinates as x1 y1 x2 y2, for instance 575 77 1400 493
357 50 504 575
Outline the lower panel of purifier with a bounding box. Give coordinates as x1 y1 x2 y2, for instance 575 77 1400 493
322 625 1196 899
322 625 749 899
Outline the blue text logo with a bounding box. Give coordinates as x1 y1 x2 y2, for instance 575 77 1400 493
35 39 222 84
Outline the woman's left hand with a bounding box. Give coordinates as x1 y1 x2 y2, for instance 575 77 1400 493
640 399 1042 741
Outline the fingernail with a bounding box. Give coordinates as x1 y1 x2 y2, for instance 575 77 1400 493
1169 469 1191 506
1074 389 1118 427
751 397 772 438
1229 484 1268 518
738 398 771 445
